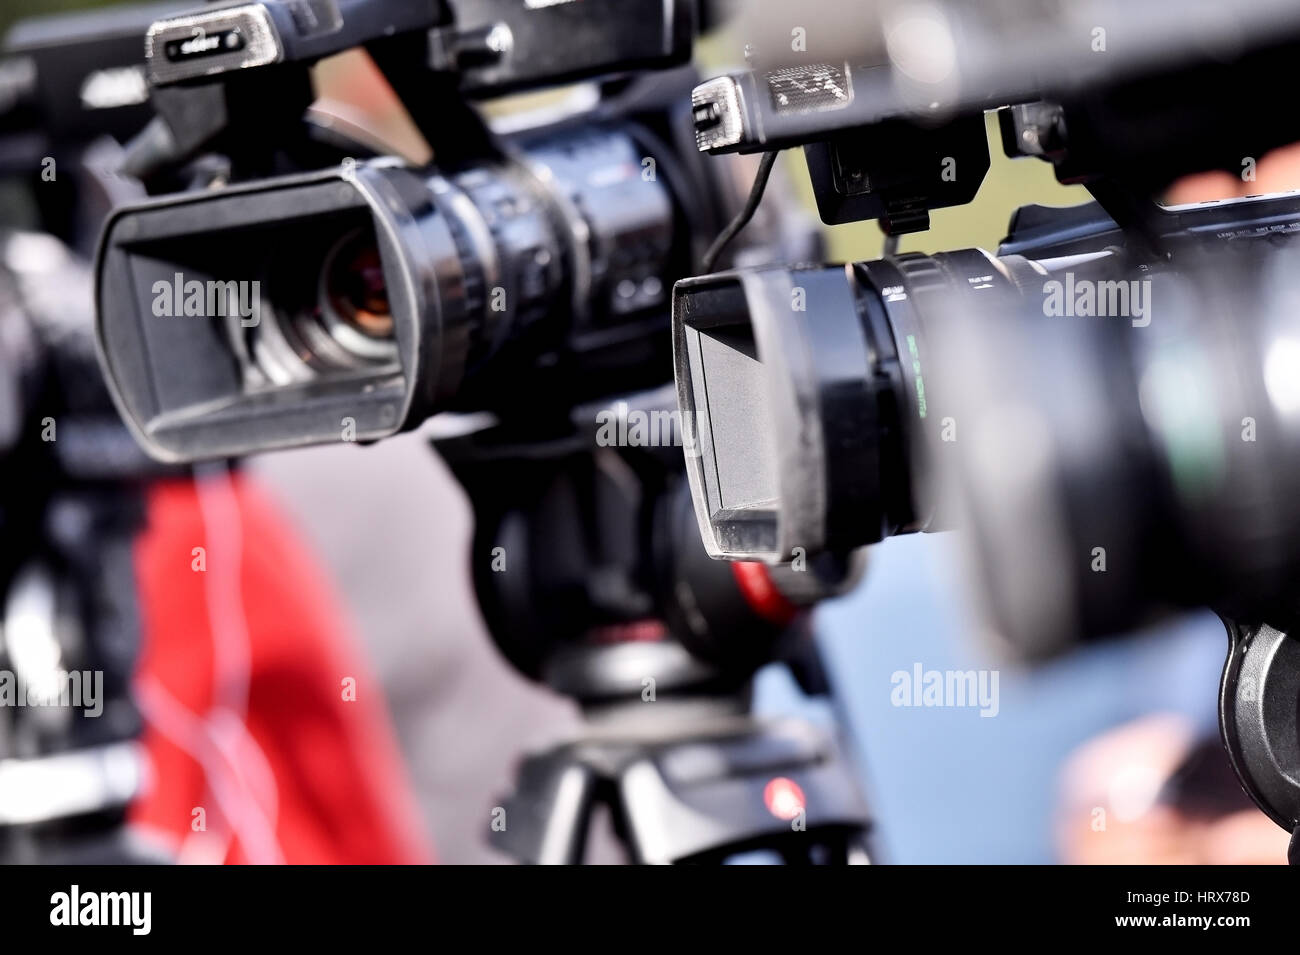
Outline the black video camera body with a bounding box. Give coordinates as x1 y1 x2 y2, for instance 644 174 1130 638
91 0 823 460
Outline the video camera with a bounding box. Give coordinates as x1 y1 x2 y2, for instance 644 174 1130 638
88 0 814 461
670 0 1300 849
675 0 1300 630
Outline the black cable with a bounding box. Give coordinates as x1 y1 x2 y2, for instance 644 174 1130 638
701 150 779 273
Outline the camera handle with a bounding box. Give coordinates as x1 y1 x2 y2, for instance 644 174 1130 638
1218 619 1300 864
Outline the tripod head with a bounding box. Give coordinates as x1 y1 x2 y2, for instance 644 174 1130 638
435 389 862 710
434 392 873 864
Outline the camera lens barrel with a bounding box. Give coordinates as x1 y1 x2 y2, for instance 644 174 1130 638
95 124 679 461
673 234 1300 652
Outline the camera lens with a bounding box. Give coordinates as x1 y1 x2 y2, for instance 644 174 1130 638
672 252 1010 563
321 230 394 344
242 225 400 388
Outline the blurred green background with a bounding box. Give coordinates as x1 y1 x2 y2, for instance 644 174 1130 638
782 115 1088 262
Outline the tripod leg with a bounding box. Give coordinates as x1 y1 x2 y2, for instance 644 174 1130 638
492 753 599 865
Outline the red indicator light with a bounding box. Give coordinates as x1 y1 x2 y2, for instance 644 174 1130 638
763 776 806 820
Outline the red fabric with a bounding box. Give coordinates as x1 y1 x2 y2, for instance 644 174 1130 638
128 474 433 865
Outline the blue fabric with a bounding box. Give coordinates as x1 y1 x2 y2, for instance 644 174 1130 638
755 533 1226 863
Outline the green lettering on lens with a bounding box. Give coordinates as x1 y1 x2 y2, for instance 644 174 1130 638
907 334 927 419
1144 348 1225 500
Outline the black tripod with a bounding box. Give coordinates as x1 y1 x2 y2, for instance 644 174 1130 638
0 226 172 864
436 392 874 864
494 712 872 865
